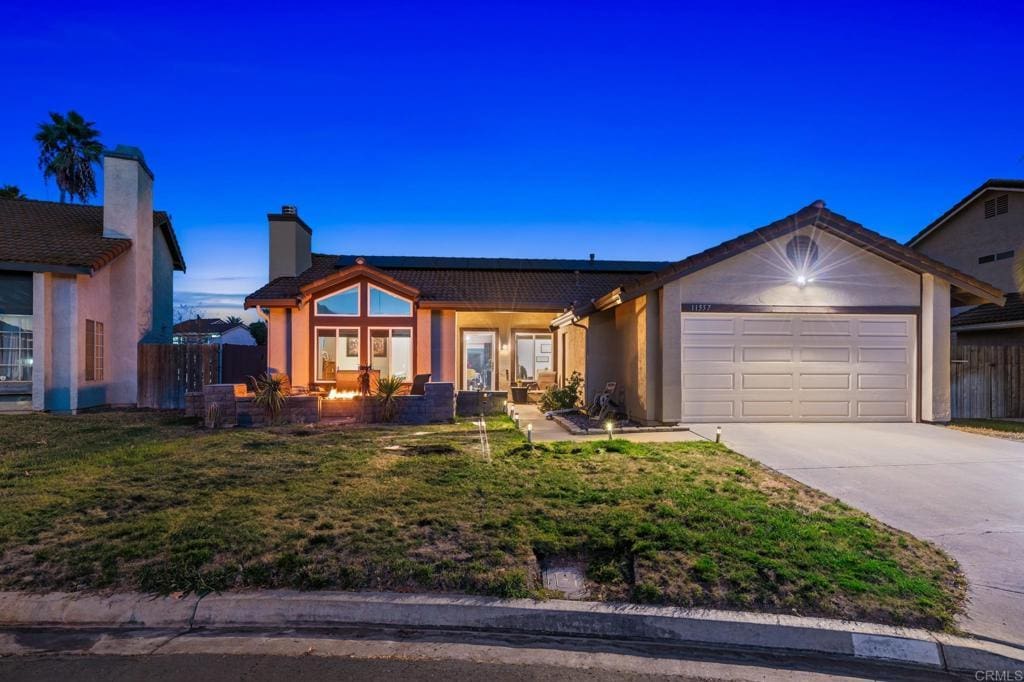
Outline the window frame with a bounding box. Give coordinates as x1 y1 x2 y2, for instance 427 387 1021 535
367 284 414 317
368 326 414 381
85 319 104 382
313 326 361 384
0 314 33 384
513 331 555 383
314 284 361 317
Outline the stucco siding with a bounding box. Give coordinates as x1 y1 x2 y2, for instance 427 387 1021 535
75 268 114 409
151 226 175 343
914 190 1024 293
584 309 618 406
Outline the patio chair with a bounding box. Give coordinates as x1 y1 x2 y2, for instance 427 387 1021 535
535 370 557 391
587 381 621 423
409 373 432 396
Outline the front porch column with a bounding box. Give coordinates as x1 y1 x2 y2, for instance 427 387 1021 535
31 273 48 411
921 274 951 422
416 308 432 378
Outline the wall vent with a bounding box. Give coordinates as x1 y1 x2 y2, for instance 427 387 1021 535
985 194 1009 219
281 205 298 215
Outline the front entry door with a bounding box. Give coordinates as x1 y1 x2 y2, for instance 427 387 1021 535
463 331 496 391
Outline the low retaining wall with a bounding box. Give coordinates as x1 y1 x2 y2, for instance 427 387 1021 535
189 382 456 426
456 390 508 417
322 383 455 425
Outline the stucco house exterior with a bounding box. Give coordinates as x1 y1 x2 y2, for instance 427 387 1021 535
0 146 185 413
173 318 256 346
246 201 1001 425
908 179 1024 344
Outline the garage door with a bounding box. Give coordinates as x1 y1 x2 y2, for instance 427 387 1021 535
681 313 916 422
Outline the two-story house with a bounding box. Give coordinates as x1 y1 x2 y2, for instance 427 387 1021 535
908 180 1024 344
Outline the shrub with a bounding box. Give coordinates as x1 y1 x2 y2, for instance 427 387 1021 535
538 370 584 412
250 373 287 421
375 375 406 422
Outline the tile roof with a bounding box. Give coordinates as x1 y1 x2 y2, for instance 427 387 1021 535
952 293 1024 328
246 254 669 311
907 179 1024 247
0 197 185 273
173 318 247 334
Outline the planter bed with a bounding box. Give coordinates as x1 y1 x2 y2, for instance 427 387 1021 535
551 410 690 435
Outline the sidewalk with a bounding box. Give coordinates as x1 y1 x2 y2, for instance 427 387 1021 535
513 404 703 443
0 590 1020 677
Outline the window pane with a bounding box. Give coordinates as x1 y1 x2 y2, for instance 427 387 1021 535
463 331 494 390
316 329 337 381
316 286 359 315
515 336 534 381
369 287 412 316
391 329 412 380
370 329 389 376
0 315 33 382
514 333 553 382
338 329 359 371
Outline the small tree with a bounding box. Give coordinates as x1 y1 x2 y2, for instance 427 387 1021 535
0 185 26 199
224 315 243 325
248 320 267 346
174 303 206 324
35 111 103 204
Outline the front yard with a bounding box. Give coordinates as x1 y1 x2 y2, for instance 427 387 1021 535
0 412 964 629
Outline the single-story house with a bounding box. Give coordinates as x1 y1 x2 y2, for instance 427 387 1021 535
245 201 1002 424
906 179 1023 345
0 146 185 413
173 317 256 346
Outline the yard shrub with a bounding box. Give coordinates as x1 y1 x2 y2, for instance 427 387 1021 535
375 375 406 421
250 373 287 421
538 370 584 412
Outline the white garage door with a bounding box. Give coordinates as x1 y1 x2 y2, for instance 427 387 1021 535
681 313 916 422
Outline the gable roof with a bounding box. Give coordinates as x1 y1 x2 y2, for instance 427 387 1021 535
0 197 186 273
565 201 1005 322
951 293 1024 329
173 318 247 335
907 179 1024 247
246 254 671 311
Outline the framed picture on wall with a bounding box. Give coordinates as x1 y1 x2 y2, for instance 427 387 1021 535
539 341 552 354
372 336 387 357
346 337 359 357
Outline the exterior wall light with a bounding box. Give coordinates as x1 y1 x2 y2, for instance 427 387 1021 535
795 274 815 287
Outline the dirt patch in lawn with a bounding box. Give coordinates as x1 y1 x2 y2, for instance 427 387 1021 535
0 411 965 630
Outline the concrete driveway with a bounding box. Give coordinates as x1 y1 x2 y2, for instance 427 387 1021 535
689 422 1024 645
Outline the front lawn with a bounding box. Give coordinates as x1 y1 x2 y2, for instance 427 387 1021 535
0 412 964 629
949 418 1024 441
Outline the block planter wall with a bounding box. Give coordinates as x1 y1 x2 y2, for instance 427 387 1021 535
455 390 508 417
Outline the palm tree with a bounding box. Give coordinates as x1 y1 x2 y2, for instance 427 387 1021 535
224 316 244 325
0 185 26 199
34 111 103 203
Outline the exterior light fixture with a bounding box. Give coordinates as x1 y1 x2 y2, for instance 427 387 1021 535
527 423 533 443
514 413 520 429
796 274 807 287
605 420 614 440
715 426 722 443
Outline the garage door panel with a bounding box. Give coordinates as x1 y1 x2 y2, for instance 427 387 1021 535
682 312 914 423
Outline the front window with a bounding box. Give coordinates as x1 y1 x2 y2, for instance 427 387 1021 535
370 328 412 380
316 328 360 382
0 315 32 382
368 285 413 316
463 331 495 390
514 332 553 382
316 285 359 316
85 320 104 381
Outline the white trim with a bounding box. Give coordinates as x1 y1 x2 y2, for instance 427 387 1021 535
367 284 414 317
953 320 1024 332
462 329 497 391
908 187 1024 246
314 284 360 317
368 326 414 380
313 326 361 384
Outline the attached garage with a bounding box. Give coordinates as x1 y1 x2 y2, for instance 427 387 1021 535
681 312 915 422
561 201 1005 425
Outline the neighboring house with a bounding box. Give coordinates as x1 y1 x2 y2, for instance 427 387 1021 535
246 201 1001 424
0 146 186 413
907 179 1024 344
173 318 255 345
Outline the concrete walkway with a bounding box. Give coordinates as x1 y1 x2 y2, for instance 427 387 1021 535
689 422 1024 646
513 405 703 443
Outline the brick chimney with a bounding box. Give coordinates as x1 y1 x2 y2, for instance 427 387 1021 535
268 205 312 280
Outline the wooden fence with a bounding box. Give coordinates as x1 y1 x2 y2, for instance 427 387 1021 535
221 345 267 385
951 344 1024 419
138 344 221 409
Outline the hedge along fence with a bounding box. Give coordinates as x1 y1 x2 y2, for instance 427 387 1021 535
951 344 1024 419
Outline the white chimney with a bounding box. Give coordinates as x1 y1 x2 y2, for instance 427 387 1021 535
102 145 155 403
269 205 312 280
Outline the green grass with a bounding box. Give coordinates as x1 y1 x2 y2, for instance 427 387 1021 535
950 419 1024 434
0 411 964 629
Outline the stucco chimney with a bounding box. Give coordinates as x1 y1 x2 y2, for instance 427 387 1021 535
102 145 156 403
269 205 312 280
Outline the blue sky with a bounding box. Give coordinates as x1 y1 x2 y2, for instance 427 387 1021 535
2 1 1022 320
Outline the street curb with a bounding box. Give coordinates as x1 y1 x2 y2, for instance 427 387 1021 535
0 590 1021 674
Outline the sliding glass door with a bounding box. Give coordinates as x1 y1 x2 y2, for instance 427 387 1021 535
462 331 495 391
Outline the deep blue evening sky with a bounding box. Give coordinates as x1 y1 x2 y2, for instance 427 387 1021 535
2 2 1022 319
